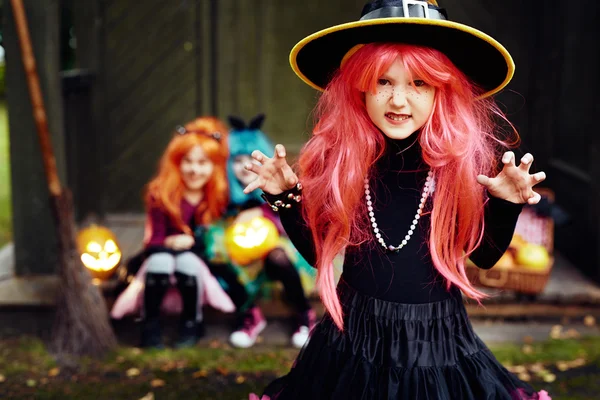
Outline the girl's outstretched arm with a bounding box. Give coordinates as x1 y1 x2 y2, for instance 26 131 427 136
244 145 317 267
262 189 317 267
469 195 523 269
471 151 547 269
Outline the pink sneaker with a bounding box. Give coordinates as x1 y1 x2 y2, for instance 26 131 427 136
249 394 270 400
291 309 317 348
229 306 267 348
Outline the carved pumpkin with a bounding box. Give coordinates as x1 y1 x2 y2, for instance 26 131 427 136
76 224 122 280
224 216 279 266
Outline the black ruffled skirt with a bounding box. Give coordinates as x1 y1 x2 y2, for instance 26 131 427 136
261 281 551 400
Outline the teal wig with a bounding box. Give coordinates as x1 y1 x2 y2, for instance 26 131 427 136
227 114 274 206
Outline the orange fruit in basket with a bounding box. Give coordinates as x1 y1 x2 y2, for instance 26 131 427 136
509 234 528 251
495 252 515 269
515 243 550 271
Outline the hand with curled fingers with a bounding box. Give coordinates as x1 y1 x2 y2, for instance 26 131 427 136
243 144 299 196
476 152 547 205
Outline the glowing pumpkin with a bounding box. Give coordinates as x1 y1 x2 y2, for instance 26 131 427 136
225 216 279 266
76 224 122 280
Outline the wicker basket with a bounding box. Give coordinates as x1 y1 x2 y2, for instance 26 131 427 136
465 189 555 294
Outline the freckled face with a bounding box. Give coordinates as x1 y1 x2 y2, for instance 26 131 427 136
365 57 436 140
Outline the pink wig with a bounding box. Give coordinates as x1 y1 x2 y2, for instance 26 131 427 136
298 43 518 330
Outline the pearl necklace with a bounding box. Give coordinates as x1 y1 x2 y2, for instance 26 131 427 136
365 171 435 252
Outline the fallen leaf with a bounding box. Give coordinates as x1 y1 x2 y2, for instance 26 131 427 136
535 369 550 378
543 373 556 383
568 358 587 368
126 368 141 377
160 362 176 372
26 379 36 387
138 392 154 400
549 325 562 339
583 315 596 327
564 329 580 339
0 374 5 383
216 366 229 376
522 335 534 344
48 368 60 377
508 365 526 374
556 361 569 371
131 348 143 356
517 372 531 382
192 369 208 379
529 363 545 373
235 375 246 384
150 379 166 388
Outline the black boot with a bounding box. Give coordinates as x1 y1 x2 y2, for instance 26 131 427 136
141 318 164 349
141 273 170 349
174 272 199 348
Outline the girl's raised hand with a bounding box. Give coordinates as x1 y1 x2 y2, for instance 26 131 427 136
476 152 547 205
243 144 298 195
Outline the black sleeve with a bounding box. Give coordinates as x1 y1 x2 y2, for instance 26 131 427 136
262 190 317 267
239 199 264 211
469 195 524 270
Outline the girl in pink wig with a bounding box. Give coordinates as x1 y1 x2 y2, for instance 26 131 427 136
246 1 552 399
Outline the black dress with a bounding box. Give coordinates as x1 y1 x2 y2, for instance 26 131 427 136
261 137 551 400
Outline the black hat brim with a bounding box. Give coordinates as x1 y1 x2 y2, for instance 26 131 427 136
290 18 514 97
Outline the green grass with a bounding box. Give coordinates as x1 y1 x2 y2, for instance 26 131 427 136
0 335 599 399
0 100 12 248
491 337 600 366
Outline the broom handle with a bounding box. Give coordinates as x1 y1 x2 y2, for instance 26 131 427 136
10 0 62 196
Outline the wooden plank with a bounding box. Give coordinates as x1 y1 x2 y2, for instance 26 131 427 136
260 0 364 151
105 0 172 63
196 0 214 115
101 0 198 212
102 213 145 260
0 275 60 306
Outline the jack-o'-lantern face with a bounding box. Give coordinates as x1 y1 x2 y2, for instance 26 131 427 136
77 225 122 280
224 216 279 266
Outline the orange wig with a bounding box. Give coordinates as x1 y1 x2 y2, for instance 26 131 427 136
145 117 229 234
183 116 229 159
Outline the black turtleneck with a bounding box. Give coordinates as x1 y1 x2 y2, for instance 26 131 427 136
266 136 524 303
